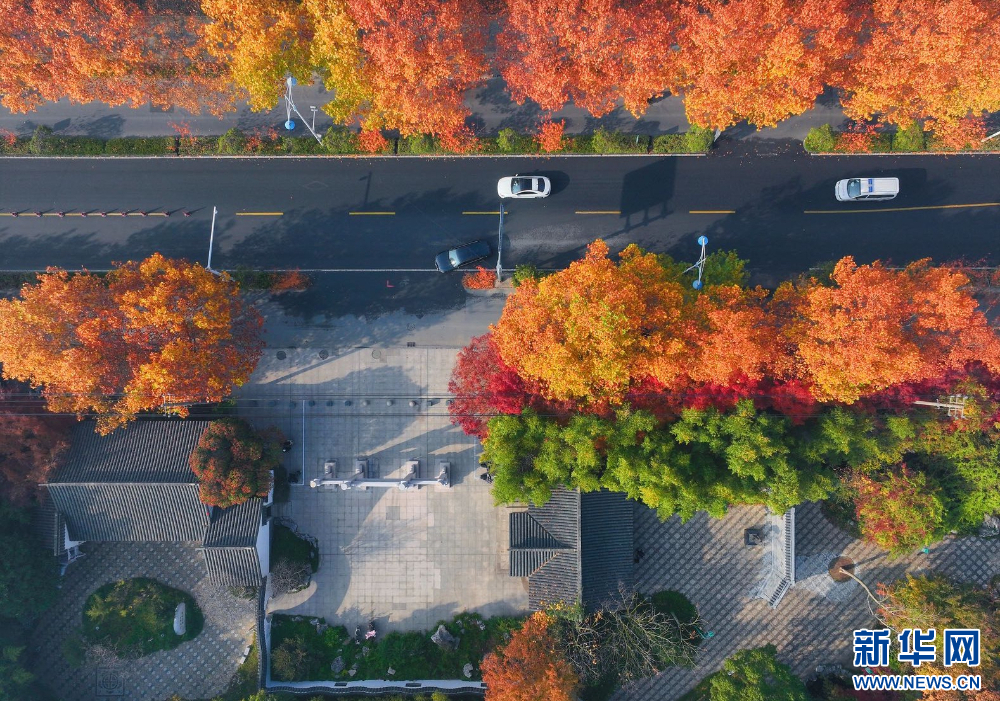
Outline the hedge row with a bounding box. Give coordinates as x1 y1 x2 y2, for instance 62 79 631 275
0 125 715 157
804 122 1000 153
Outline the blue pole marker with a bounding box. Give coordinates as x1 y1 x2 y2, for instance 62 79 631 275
285 120 296 131
698 235 708 246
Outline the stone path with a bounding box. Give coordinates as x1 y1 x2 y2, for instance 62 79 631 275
30 541 255 701
618 500 1000 701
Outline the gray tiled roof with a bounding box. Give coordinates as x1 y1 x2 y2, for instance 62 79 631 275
47 483 209 541
53 420 209 483
513 488 635 610
525 488 582 610
509 511 572 577
202 546 262 586
205 499 263 547
580 490 634 607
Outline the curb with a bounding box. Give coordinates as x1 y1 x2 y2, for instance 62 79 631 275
807 151 1000 157
0 152 708 160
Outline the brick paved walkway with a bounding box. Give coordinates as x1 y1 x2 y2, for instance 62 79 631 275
618 500 1000 701
30 542 256 701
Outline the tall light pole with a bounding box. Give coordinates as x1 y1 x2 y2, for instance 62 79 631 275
496 203 505 283
284 77 323 145
205 206 220 274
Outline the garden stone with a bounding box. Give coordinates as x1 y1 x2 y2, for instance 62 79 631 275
330 656 345 674
309 618 320 626
316 623 328 635
348 669 356 677
173 602 186 636
387 667 395 675
431 624 458 651
463 663 474 678
980 515 1000 538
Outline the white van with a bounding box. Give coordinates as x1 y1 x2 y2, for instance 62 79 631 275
835 177 900 202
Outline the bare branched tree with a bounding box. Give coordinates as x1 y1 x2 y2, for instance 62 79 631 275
269 557 310 596
558 584 702 686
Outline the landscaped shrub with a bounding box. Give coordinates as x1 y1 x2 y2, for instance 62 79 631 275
272 523 320 574
651 134 687 153
398 134 442 155
512 263 542 288
589 127 649 154
105 137 174 155
231 266 277 290
358 129 393 154
462 266 496 290
188 418 281 508
270 269 312 292
285 135 326 155
495 128 535 154
684 125 715 153
892 120 926 152
803 124 837 153
28 125 53 154
323 126 359 154
535 119 567 153
834 124 892 153
82 578 203 658
269 612 522 682
217 127 247 155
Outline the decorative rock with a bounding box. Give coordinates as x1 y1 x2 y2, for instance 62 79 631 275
980 515 1000 538
431 624 458 651
309 618 320 626
387 667 395 676
330 656 345 674
316 623 328 635
463 663 474 678
173 602 186 636
348 669 356 677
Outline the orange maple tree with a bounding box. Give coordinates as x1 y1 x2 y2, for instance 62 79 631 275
688 285 792 386
0 255 264 433
776 257 1000 403
481 611 578 701
345 0 489 138
492 240 694 404
0 0 233 114
839 0 1000 136
498 0 678 117
202 0 314 111
674 0 859 129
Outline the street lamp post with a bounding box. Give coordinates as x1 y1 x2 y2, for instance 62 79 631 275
682 235 710 289
206 206 218 272
496 203 505 283
283 77 323 145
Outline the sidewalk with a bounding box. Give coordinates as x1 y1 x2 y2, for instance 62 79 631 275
0 78 849 141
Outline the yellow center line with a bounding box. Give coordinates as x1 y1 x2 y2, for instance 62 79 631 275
236 212 284 216
690 210 735 214
462 211 501 215
349 211 395 216
805 202 1000 214
575 210 620 215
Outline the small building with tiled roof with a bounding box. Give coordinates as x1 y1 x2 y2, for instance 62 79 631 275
40 420 270 587
509 487 633 610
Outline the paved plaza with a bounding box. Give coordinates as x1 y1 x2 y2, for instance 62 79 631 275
31 542 256 701
239 343 529 633
619 500 1000 701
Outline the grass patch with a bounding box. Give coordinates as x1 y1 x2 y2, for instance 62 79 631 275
82 577 203 658
272 523 319 573
269 612 522 682
217 634 259 701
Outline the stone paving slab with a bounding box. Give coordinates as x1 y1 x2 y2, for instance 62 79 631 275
617 500 1000 701
238 345 529 636
30 542 255 701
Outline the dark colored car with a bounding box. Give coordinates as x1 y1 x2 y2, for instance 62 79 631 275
435 240 491 273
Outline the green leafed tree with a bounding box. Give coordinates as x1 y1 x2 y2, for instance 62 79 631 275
0 502 59 622
708 645 808 701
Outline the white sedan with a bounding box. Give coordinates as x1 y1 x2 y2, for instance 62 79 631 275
497 175 551 199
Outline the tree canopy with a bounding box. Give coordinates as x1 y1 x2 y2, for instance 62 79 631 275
188 418 280 508
0 255 264 434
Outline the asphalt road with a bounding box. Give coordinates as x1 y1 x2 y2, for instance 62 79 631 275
2 144 997 316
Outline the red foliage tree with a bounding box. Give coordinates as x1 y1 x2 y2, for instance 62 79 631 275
0 383 71 505
481 611 579 701
188 418 280 508
448 334 535 439
849 464 945 554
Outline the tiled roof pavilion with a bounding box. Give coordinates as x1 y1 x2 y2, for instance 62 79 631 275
510 487 634 610
42 420 266 586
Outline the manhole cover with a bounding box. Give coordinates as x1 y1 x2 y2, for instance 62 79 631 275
276 351 286 360
829 556 855 582
95 668 124 696
371 349 382 360
319 349 329 359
